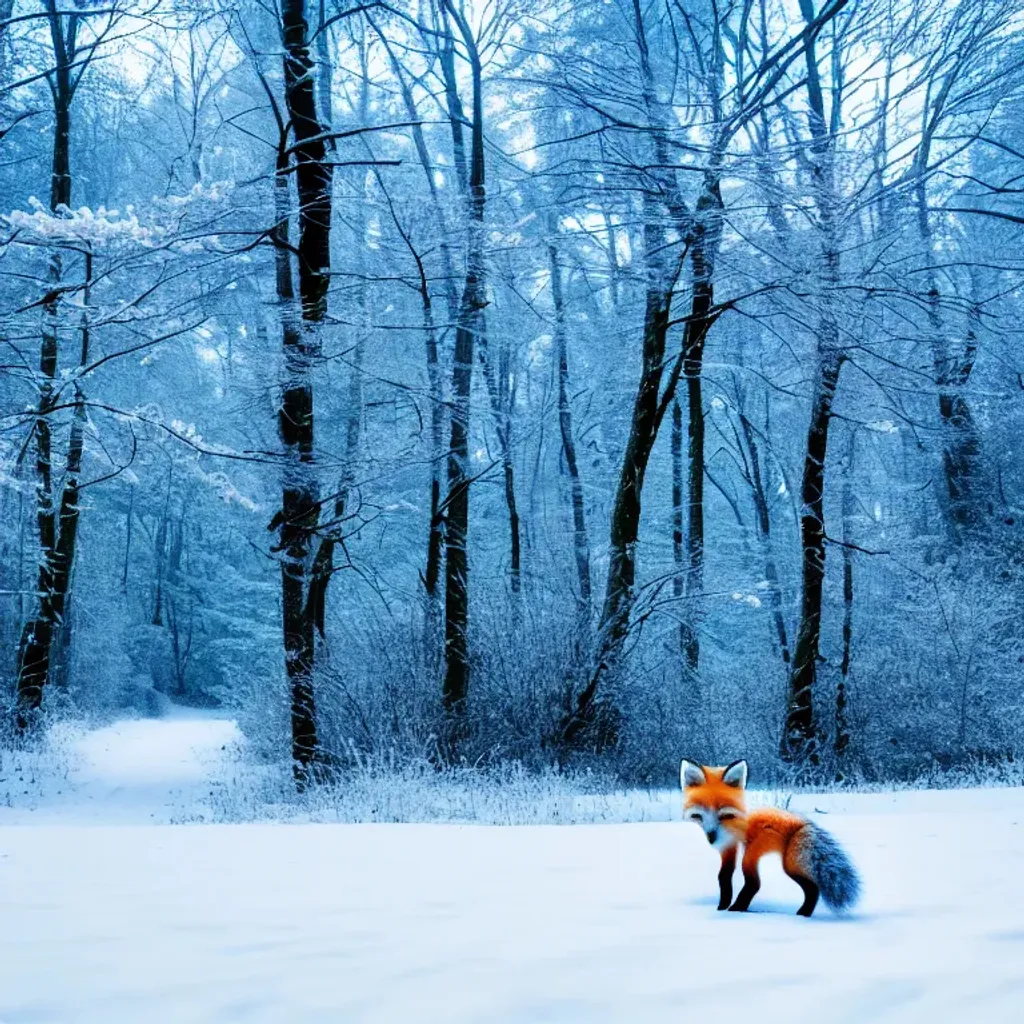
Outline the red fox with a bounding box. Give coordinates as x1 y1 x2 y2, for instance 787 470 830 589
680 759 860 916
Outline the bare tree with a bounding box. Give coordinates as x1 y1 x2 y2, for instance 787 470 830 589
440 0 487 748
273 0 335 783
16 1 118 725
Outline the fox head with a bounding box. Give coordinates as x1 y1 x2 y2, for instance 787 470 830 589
680 759 748 850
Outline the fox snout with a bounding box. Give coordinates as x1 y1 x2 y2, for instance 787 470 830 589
706 828 719 845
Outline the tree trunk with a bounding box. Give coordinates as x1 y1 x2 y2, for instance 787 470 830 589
437 5 521 605
0 0 15 84
934 291 982 539
276 0 334 784
422 283 444 623
315 0 332 131
783 0 844 766
441 1 485 750
671 398 685 650
549 230 591 632
15 7 81 725
561 1 695 747
677 185 721 671
784 351 843 761
370 28 451 635
437 4 469 200
476 326 522 597
913 64 983 543
836 432 854 766
737 411 791 667
563 218 676 748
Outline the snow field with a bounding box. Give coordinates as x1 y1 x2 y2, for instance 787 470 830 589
1 716 1022 1023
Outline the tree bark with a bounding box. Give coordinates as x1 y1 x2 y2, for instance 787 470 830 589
937 303 983 540
782 0 844 765
913 56 984 543
315 0 333 131
369 25 453 634
836 432 854 766
275 0 334 784
677 180 722 671
441 0 486 749
438 4 522 605
737 411 791 668
561 0 695 747
784 352 843 761
562 217 677 748
549 229 591 632
671 398 685 650
436 3 469 200
421 279 444 618
15 5 83 725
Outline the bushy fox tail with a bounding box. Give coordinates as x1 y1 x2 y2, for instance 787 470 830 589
802 823 861 912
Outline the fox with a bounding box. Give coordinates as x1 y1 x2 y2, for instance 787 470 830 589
680 758 860 917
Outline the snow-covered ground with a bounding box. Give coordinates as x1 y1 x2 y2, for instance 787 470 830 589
0 711 242 825
1 716 1022 1023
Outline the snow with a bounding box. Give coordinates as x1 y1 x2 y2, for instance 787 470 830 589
0 712 241 825
2 716 1023 1023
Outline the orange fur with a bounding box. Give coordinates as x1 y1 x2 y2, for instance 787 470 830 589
682 760 823 915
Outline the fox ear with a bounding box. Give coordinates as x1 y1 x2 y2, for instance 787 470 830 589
722 759 748 789
680 759 706 789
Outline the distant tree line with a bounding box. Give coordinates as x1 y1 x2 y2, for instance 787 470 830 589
2 0 1024 786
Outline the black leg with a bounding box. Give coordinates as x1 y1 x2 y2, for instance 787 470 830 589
717 850 736 911
729 870 760 912
793 875 819 917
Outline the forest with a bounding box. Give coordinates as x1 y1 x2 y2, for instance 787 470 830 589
2 0 1023 792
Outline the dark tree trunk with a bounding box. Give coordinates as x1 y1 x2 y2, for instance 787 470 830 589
503 427 522 596
784 351 844 761
275 0 334 784
562 231 677 749
438 5 521 612
599 278 672 654
783 0 843 766
441 1 486 750
377 29 460 321
368 30 450 637
913 64 984 544
282 0 332 324
677 191 721 671
423 287 444 618
152 470 172 627
476 325 522 597
738 411 791 667
373 35 450 633
836 435 854 766
935 296 982 538
437 4 469 200
671 399 685 649
560 1 699 748
16 6 83 725
549 231 591 631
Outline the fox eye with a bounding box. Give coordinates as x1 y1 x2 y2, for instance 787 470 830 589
688 812 702 822
719 809 737 820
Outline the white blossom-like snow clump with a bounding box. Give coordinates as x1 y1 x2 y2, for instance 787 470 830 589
6 198 158 247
